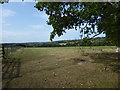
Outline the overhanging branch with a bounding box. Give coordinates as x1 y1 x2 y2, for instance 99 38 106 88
88 32 102 40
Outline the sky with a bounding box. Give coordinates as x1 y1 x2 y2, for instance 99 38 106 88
1 1 105 43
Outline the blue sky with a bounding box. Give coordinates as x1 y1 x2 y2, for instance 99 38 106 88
1 2 105 43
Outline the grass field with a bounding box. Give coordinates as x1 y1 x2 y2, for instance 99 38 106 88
2 46 119 88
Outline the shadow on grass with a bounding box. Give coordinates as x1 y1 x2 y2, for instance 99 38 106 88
89 52 120 73
2 57 21 88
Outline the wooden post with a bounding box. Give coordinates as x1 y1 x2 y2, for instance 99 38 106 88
2 45 5 59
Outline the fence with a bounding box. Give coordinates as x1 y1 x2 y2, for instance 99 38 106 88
0 44 23 59
1 44 24 88
0 45 2 59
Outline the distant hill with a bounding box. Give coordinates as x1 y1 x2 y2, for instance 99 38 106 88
2 37 113 47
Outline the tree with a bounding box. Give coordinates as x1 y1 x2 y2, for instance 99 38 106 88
1 1 119 47
35 2 120 47
0 0 9 4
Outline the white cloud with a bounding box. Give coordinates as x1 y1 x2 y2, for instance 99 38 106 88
2 21 12 26
2 9 16 17
54 29 80 41
29 24 44 29
33 11 49 20
3 23 11 26
28 24 52 30
2 30 51 43
0 21 12 29
0 6 2 25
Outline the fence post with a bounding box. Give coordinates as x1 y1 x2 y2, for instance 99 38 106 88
2 45 5 59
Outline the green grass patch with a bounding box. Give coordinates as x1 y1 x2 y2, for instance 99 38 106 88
2 46 119 88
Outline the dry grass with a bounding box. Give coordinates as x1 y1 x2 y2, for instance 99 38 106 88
2 46 119 88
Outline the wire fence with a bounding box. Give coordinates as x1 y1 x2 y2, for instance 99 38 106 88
0 44 23 59
1 44 24 88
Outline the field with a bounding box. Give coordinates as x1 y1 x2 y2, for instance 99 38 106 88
2 46 119 88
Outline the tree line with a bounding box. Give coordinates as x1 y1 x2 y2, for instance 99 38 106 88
12 37 114 47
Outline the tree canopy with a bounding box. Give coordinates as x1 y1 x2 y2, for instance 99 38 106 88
35 2 120 46
1 1 119 46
